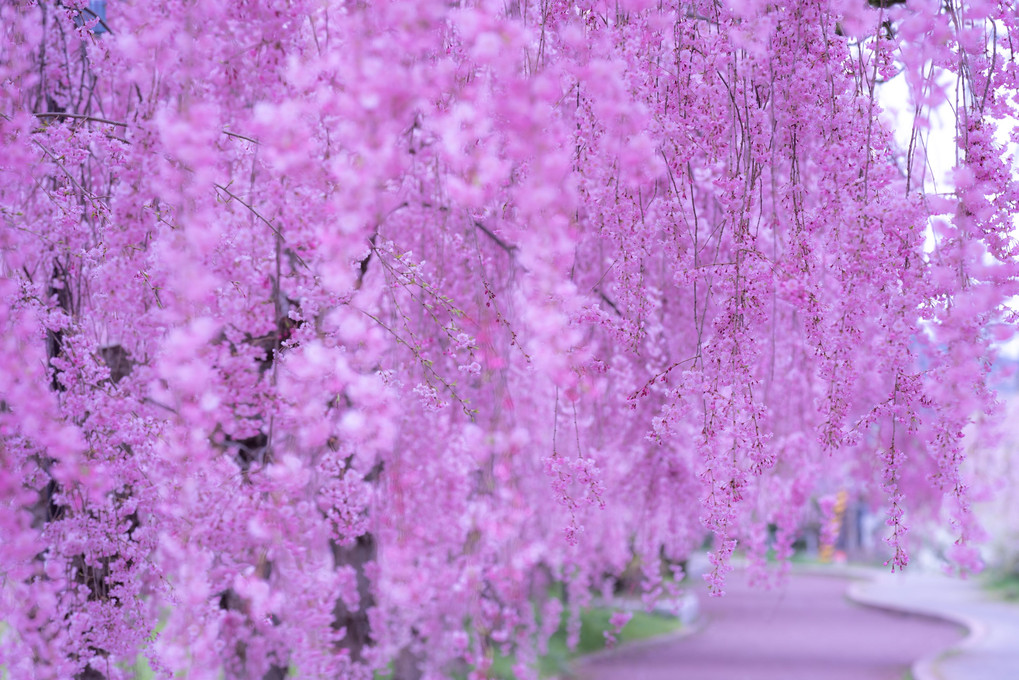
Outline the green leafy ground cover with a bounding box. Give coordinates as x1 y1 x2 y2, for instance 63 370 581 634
984 570 1019 601
490 605 683 679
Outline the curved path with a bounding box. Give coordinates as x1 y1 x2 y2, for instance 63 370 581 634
849 569 1019 680
573 571 965 680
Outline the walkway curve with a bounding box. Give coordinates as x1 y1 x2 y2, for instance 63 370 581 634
572 570 965 680
846 568 1019 680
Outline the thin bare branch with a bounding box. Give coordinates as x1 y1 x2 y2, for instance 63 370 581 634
34 111 127 127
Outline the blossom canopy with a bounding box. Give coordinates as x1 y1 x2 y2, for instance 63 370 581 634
1 0 1017 678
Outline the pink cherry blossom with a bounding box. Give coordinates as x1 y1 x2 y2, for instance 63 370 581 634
2 1 1018 678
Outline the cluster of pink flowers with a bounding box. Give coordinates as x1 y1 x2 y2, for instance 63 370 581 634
1 1 1016 677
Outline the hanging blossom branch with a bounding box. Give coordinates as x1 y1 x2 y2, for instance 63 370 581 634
0 1 1015 678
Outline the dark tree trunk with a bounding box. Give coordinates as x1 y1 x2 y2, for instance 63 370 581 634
330 534 376 663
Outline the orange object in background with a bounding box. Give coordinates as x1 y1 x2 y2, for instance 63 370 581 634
821 490 849 563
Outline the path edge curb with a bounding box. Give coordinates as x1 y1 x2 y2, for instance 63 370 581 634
844 579 987 680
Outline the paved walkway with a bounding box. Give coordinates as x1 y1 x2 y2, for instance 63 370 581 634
573 570 965 680
847 568 1019 680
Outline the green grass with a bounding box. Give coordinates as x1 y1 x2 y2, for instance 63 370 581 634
983 570 1019 601
489 604 683 679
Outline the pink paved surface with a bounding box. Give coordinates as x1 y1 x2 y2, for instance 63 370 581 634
574 571 965 680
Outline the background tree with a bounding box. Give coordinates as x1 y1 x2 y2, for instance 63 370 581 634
1 1 1017 678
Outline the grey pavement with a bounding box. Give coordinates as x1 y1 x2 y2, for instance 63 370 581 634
846 568 1019 680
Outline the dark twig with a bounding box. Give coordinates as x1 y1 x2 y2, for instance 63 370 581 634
473 220 517 255
221 129 260 144
34 111 126 127
596 289 621 317
214 183 307 268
